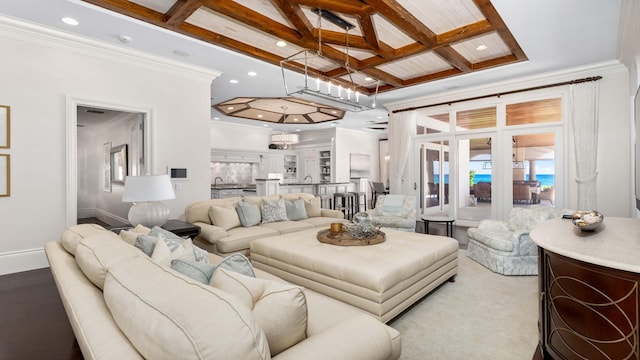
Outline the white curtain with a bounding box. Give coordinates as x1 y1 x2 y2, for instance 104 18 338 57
570 81 599 210
388 111 416 194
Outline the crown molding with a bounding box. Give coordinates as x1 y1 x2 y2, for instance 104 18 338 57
0 14 221 81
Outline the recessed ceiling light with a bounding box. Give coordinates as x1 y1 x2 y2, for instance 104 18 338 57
364 77 373 82
331 110 337 114
257 114 263 118
61 17 79 26
276 40 287 47
293 118 299 122
229 79 239 84
331 123 337 127
476 44 488 51
213 117 220 120
247 71 257 76
227 106 234 110
173 50 190 57
296 129 301 132
263 124 269 127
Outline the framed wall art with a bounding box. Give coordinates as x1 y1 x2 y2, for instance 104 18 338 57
103 142 111 192
0 154 9 197
0 105 9 149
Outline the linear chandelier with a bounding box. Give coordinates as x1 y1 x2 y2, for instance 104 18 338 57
280 9 379 113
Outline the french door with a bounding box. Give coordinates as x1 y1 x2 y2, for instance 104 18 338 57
419 140 450 215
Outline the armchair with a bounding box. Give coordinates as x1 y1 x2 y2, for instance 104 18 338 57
366 195 416 232
512 183 532 203
466 206 561 275
474 182 491 201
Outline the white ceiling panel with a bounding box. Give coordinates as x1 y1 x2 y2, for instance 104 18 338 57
377 52 453 80
452 32 511 63
398 0 485 34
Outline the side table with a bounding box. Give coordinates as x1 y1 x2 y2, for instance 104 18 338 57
421 215 455 237
109 219 200 238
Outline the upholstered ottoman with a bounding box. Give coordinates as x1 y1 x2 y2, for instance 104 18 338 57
250 228 459 323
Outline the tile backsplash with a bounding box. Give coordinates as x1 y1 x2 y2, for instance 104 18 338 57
211 162 260 184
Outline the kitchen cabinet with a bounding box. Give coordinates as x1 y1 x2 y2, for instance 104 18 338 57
283 154 298 183
319 150 332 183
211 188 243 199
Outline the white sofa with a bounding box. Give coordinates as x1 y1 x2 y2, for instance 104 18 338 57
45 224 401 360
185 193 346 255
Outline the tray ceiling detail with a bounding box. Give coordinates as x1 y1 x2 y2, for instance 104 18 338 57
83 0 527 94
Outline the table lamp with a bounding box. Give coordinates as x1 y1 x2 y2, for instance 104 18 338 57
122 174 175 227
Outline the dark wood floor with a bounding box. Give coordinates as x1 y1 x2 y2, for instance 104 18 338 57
0 221 468 359
0 268 83 359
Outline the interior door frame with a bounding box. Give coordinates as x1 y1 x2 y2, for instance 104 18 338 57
66 96 154 227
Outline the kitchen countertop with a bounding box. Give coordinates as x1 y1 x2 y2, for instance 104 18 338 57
210 184 256 190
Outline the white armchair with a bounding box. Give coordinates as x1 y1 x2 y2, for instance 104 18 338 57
366 195 416 232
466 205 562 275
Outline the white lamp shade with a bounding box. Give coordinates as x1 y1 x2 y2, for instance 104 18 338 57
122 175 175 202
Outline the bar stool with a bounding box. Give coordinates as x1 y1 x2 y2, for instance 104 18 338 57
349 191 367 213
317 194 333 209
333 192 357 220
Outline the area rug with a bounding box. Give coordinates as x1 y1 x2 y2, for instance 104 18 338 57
388 249 538 359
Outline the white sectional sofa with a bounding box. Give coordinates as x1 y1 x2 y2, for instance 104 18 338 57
185 193 346 255
45 224 401 360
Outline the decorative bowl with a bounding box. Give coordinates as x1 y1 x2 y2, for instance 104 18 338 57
571 210 604 231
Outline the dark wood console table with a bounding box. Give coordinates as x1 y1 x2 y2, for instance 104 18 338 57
110 219 200 238
531 218 640 359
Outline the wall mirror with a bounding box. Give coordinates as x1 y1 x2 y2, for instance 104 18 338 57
110 144 128 184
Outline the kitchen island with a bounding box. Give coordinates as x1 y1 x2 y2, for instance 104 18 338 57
530 217 640 360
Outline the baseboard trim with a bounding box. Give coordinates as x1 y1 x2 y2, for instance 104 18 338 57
78 207 96 219
95 208 128 225
0 247 49 275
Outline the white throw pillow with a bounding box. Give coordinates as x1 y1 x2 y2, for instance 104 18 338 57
302 196 322 218
60 223 113 255
75 235 142 289
119 224 151 245
212 268 308 355
208 205 241 230
150 237 196 267
104 256 270 360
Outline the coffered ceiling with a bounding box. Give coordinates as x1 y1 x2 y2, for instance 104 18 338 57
0 0 622 134
81 0 527 95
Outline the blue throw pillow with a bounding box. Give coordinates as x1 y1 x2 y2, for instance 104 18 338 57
171 259 216 284
236 200 261 227
211 253 255 283
136 226 210 264
285 199 308 221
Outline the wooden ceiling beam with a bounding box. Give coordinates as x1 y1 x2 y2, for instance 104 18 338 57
165 0 203 27
271 0 314 38
471 54 520 71
178 22 285 65
363 0 436 47
202 0 303 43
434 46 472 72
289 0 372 14
357 13 380 50
473 0 527 60
82 0 165 24
436 19 494 45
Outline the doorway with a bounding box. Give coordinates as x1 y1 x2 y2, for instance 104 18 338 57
66 97 152 227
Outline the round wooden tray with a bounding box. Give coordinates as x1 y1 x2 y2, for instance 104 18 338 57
317 228 386 246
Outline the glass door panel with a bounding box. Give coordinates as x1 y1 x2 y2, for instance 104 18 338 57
420 140 450 215
511 132 556 208
458 135 493 222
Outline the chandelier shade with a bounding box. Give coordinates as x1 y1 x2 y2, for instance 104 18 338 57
270 133 299 145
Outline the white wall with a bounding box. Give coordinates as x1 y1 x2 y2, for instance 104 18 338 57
334 128 380 183
0 17 219 274
210 121 271 151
